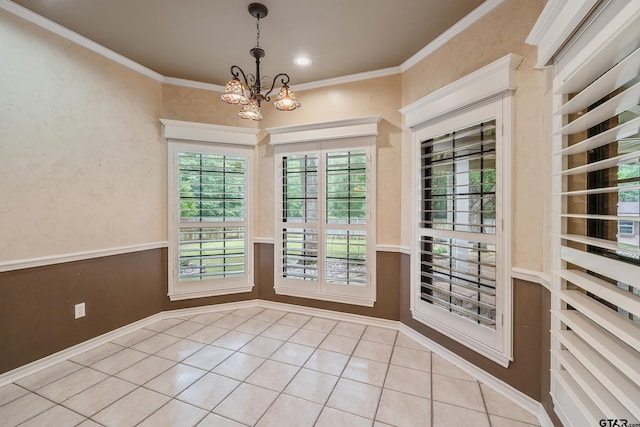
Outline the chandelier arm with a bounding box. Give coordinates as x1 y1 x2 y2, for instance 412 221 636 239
230 65 251 91
263 73 291 100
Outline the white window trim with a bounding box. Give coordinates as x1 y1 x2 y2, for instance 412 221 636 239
401 54 521 367
268 116 380 307
161 119 258 301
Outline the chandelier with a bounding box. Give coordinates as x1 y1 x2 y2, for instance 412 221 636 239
220 3 301 121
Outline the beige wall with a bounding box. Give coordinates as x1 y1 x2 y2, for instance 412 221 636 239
0 10 165 261
161 75 405 246
258 75 404 244
161 84 259 129
401 0 550 271
1 0 551 269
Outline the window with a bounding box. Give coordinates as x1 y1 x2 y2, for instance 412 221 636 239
401 54 520 366
269 117 378 306
420 120 498 328
528 1 640 424
163 119 257 300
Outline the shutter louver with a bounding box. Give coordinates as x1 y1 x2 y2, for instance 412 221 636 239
554 42 640 422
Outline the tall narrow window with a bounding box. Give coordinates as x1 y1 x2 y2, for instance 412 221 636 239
178 152 246 282
402 56 519 366
163 120 256 301
412 100 508 365
270 118 378 307
420 121 497 328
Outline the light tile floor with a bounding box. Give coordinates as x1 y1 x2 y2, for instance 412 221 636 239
0 307 542 426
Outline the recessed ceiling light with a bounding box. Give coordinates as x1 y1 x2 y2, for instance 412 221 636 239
294 56 312 67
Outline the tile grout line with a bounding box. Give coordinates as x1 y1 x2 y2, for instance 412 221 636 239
479 380 494 427
372 330 399 425
312 321 362 425
430 351 434 427
6 309 522 427
250 311 315 426
87 311 242 425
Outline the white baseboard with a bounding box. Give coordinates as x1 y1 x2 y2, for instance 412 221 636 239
0 300 556 427
0 300 258 388
257 300 400 330
398 323 552 427
0 312 163 387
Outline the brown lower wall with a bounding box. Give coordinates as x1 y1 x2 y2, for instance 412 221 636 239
255 243 400 320
0 247 258 375
0 249 166 374
1 243 561 427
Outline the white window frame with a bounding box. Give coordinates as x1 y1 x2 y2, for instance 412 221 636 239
162 119 258 301
401 54 521 367
268 116 379 307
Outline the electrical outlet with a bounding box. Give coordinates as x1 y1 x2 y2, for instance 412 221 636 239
74 302 85 319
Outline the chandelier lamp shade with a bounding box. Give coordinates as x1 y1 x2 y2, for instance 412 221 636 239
220 3 301 121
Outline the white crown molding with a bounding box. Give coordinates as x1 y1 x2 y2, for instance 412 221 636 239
291 67 401 92
525 0 599 68
3 0 508 94
160 119 259 146
162 76 225 93
0 242 168 272
0 0 164 82
400 0 505 72
267 115 381 145
400 53 523 128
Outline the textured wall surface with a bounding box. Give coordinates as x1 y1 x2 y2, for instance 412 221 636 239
400 0 550 271
0 10 166 261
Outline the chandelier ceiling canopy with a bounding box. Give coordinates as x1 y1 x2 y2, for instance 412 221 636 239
220 3 301 121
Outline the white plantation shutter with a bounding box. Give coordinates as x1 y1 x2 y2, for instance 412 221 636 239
419 120 498 327
281 154 319 281
273 133 377 307
407 90 512 366
325 150 368 285
551 2 640 424
167 140 254 300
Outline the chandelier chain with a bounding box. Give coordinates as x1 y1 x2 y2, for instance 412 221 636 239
256 16 260 48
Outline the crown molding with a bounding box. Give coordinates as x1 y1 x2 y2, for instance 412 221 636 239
291 67 401 92
400 0 504 72
3 0 507 94
160 119 259 146
0 0 164 82
162 76 225 93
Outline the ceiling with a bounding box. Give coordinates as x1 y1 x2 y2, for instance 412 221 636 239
10 0 485 87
